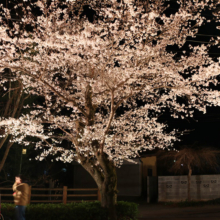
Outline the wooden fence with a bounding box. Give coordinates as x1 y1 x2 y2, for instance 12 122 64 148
0 187 101 204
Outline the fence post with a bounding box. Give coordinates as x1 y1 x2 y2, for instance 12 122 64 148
97 189 101 202
28 186 31 204
63 186 67 204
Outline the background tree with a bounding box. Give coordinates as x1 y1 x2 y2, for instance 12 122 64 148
157 146 220 201
1 0 220 219
0 70 27 172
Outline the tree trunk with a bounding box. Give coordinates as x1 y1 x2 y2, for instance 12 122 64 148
187 164 192 201
0 141 13 172
99 166 117 220
81 153 118 220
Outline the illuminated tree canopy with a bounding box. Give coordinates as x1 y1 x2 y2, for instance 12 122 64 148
0 0 220 215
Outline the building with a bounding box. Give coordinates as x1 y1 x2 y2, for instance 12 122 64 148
72 155 157 199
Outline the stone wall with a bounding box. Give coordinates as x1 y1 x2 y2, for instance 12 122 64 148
158 175 220 202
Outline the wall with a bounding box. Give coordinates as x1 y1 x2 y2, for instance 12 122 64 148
117 159 142 196
158 174 220 202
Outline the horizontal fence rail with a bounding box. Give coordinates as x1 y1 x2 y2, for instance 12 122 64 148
0 187 101 204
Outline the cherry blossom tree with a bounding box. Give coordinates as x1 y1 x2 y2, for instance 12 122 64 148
1 0 220 218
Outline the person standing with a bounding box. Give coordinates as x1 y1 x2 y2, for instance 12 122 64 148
13 175 29 220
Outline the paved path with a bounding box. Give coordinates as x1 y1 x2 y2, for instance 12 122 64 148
137 202 220 220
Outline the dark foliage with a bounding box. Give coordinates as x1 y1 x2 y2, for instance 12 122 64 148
1 201 138 220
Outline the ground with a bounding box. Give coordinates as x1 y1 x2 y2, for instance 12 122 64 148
137 201 220 220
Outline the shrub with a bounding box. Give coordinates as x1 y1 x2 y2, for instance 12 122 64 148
1 201 138 220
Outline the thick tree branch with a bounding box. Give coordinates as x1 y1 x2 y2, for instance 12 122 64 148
101 90 115 152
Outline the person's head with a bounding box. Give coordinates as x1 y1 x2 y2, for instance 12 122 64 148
15 174 26 184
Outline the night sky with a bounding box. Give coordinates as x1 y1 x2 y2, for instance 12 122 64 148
169 107 220 148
